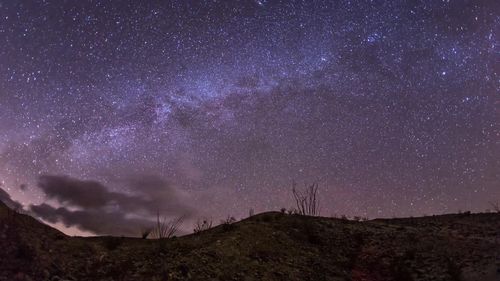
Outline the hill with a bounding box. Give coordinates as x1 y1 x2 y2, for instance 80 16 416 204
1 202 499 281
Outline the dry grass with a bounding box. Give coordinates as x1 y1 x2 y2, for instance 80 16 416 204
151 212 184 239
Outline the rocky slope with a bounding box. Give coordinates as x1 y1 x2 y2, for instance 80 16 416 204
1 201 499 281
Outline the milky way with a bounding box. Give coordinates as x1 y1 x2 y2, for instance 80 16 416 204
0 1 498 235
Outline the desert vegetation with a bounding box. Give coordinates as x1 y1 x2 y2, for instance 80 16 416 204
291 182 320 216
1 201 500 280
151 211 184 239
220 215 237 231
193 217 213 234
140 227 152 239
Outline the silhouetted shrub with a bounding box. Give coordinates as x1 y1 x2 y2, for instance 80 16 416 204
193 218 213 234
151 211 184 239
141 228 152 239
458 210 471 217
291 182 320 216
220 216 236 232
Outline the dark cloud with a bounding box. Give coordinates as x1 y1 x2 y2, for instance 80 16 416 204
38 175 116 208
31 175 194 236
0 187 22 210
30 203 154 237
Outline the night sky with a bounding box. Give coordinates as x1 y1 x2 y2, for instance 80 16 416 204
0 0 498 236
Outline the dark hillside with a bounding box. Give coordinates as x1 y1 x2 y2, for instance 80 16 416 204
1 203 499 281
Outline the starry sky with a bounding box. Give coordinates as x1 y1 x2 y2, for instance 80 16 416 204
0 0 498 236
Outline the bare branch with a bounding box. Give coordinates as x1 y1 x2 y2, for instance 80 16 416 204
291 182 320 216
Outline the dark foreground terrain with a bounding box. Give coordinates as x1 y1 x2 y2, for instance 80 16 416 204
0 201 499 281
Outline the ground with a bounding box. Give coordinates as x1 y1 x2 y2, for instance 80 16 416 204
0 201 499 281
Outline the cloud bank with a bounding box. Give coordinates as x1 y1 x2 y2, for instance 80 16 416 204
30 174 194 236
